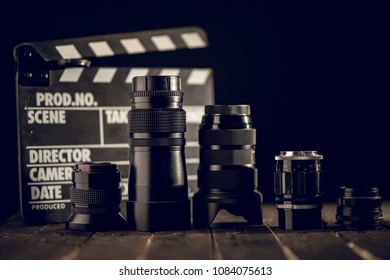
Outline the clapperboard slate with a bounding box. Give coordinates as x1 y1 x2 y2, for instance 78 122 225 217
15 27 214 224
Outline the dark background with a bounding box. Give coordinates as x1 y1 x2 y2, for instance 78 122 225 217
1 1 389 221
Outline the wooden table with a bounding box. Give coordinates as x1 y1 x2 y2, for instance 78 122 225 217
1 203 389 260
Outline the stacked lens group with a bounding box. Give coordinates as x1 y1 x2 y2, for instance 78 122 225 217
193 105 262 228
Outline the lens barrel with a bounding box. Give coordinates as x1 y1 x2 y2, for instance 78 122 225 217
193 105 263 228
66 162 126 231
274 151 324 230
126 76 190 231
336 186 383 229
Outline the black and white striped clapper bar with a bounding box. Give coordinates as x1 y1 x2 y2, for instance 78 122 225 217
15 27 214 224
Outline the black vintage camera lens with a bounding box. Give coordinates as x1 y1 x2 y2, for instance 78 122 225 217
274 151 324 230
192 105 263 228
336 186 383 229
126 76 190 232
66 162 126 231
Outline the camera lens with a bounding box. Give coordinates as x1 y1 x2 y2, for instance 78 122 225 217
274 151 324 230
192 105 263 228
66 162 126 231
336 186 383 229
126 76 190 232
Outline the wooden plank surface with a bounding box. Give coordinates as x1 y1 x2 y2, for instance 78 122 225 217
322 203 390 260
272 229 361 259
21 224 92 260
0 216 91 260
76 231 152 260
145 230 212 260
263 204 362 260
212 226 287 260
0 215 46 260
332 230 390 259
0 202 389 260
211 210 286 260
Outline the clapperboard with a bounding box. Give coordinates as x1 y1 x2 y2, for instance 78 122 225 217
15 27 214 224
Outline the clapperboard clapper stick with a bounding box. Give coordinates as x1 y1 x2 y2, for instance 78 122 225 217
15 27 214 224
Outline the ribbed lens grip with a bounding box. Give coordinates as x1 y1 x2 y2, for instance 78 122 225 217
71 188 121 205
131 90 183 97
274 171 322 196
129 109 186 133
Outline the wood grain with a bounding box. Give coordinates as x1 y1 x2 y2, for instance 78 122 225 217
145 230 212 260
0 202 389 260
76 230 151 260
1 221 91 260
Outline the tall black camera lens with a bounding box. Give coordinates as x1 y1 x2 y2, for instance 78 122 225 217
193 105 263 228
274 151 324 230
66 162 126 231
126 76 190 232
336 186 383 229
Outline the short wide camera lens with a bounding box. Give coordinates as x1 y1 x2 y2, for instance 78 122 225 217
336 186 383 229
67 162 126 231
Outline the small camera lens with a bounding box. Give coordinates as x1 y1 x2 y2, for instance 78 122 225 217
274 151 324 230
66 162 126 231
336 186 383 229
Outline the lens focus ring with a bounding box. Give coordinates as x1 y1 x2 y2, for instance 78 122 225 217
129 109 186 133
71 188 121 205
131 90 183 97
